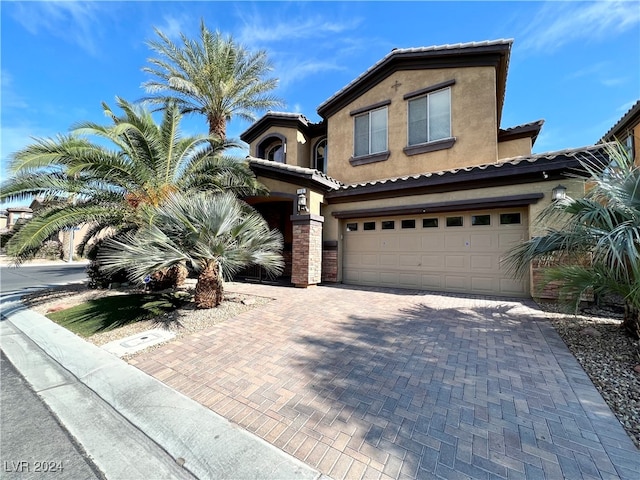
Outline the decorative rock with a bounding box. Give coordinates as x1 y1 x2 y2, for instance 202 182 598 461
581 326 602 337
634 365 640 374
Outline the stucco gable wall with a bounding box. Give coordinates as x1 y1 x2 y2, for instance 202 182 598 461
250 126 311 169
498 137 532 160
326 66 498 184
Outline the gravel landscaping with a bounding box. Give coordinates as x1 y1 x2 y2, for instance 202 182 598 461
19 283 640 449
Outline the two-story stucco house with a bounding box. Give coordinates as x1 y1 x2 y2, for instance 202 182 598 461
239 39 607 298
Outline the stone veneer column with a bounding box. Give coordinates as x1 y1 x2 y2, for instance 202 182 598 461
290 214 324 288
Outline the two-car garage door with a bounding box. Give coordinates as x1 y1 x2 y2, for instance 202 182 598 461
343 209 529 297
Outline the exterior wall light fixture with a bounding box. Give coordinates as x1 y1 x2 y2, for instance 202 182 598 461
296 188 309 213
552 184 567 201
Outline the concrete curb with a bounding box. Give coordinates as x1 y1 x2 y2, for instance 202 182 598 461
0 298 325 480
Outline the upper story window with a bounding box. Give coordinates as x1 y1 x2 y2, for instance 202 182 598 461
314 138 327 173
408 87 451 146
266 142 284 163
354 106 388 157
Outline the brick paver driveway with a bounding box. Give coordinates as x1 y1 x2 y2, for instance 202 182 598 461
130 283 639 479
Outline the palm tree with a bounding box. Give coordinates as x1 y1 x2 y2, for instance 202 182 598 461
0 97 266 263
142 19 284 139
506 143 640 338
98 191 284 308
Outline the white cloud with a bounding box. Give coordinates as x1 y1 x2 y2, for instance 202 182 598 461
153 14 189 41
236 9 361 46
563 61 630 88
275 58 347 88
1 70 28 110
9 1 105 55
519 0 640 53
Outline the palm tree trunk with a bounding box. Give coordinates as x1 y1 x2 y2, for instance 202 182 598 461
194 263 224 308
622 301 640 339
167 263 188 287
208 114 226 140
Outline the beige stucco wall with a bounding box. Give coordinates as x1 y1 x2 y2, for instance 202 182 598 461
253 126 311 169
633 124 640 167
498 137 532 160
325 66 499 184
257 177 325 216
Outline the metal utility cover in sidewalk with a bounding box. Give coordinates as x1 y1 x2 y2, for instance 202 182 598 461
102 329 175 357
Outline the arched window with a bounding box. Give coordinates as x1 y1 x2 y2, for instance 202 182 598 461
257 134 286 164
266 143 284 163
314 138 327 173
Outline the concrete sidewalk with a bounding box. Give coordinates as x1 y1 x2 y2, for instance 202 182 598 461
0 295 325 480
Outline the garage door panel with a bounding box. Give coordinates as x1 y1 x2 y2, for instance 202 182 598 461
361 254 378 266
400 236 421 251
445 275 469 290
399 254 420 267
379 237 398 250
422 274 443 289
379 254 396 266
445 234 468 248
379 272 398 285
470 233 494 249
344 253 361 267
471 277 496 292
343 208 528 297
499 232 524 248
470 255 494 270
445 255 466 269
500 278 527 295
421 255 445 269
422 235 445 250
399 273 420 287
360 271 380 284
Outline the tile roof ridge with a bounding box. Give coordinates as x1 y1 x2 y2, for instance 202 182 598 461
318 39 513 114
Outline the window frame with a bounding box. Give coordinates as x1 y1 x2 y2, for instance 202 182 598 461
407 86 452 148
314 137 328 173
353 105 388 158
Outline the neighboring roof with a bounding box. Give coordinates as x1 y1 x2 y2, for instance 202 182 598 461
317 39 513 125
240 112 326 144
5 206 32 213
246 157 342 191
498 120 544 147
600 100 640 142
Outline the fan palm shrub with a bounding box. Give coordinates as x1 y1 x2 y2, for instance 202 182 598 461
98 191 283 308
506 143 640 338
142 19 283 139
0 97 266 264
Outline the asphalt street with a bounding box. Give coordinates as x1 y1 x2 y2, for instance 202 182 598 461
0 264 88 296
0 350 103 480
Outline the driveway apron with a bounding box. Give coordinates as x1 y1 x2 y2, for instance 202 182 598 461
130 283 640 480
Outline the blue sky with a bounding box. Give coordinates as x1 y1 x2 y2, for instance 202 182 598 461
2 1 639 208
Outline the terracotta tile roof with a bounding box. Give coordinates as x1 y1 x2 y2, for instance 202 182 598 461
248 144 609 195
317 39 513 122
498 119 544 146
335 144 608 192
246 157 343 190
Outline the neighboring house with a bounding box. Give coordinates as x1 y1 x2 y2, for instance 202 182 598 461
28 197 93 261
240 39 607 298
600 99 640 166
1 206 33 232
